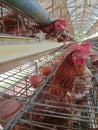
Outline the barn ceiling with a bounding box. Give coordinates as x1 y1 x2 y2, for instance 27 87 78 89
37 0 98 41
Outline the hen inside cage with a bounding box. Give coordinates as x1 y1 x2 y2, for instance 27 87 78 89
0 48 98 130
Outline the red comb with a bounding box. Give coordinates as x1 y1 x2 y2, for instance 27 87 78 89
71 42 92 65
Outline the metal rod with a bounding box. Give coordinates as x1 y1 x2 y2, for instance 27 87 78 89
0 3 5 33
0 0 53 25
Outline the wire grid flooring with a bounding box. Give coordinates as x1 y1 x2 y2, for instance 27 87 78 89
0 61 37 104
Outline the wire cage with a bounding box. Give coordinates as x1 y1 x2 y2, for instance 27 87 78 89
3 74 98 130
0 47 98 130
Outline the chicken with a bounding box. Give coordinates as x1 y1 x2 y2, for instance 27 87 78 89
23 50 90 130
0 49 92 130
0 12 26 36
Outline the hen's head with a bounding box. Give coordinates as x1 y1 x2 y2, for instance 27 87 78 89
52 41 92 91
52 50 87 90
71 50 85 77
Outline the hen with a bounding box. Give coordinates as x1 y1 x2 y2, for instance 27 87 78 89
1 49 92 130
21 50 90 130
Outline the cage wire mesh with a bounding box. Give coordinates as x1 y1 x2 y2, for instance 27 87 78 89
0 46 98 130
3 73 98 130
